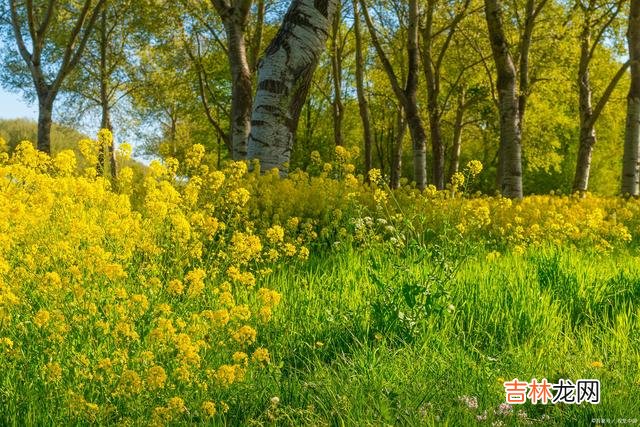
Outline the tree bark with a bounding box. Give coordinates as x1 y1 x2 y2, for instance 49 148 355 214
247 0 338 174
352 0 373 180
406 0 427 190
101 104 116 179
330 1 344 147
448 89 466 182
622 0 640 196
211 0 253 160
226 23 253 160
423 0 444 189
484 0 523 198
37 96 54 154
390 108 407 189
573 21 596 194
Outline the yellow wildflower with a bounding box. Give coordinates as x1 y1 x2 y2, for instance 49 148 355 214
146 366 167 390
232 325 257 345
34 309 51 328
201 401 217 417
252 347 270 365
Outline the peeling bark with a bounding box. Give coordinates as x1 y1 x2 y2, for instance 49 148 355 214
247 0 338 175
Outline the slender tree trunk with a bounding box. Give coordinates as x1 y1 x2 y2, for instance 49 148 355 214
352 0 373 180
249 0 266 71
390 108 407 189
573 1 629 193
448 89 466 182
101 103 116 179
574 24 595 194
622 0 640 196
217 134 222 168
169 113 178 155
374 128 383 175
37 94 54 154
406 0 427 190
484 0 523 198
305 97 313 146
406 104 428 190
330 1 344 147
423 0 444 190
247 0 338 175
98 7 116 179
518 0 547 125
210 0 254 160
225 21 253 160
427 93 444 189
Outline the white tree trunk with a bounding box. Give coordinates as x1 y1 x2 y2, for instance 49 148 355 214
247 0 338 175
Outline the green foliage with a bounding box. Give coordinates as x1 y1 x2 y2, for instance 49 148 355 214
367 244 460 344
230 246 640 425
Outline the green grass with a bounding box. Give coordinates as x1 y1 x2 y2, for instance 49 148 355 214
220 245 640 426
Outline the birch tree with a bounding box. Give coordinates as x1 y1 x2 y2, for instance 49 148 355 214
484 0 523 198
622 0 640 196
4 0 106 154
247 0 338 175
573 0 629 193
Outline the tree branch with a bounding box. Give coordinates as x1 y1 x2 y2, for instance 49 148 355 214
359 0 406 105
588 59 630 127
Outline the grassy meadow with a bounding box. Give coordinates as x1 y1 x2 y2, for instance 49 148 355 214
1 140 639 425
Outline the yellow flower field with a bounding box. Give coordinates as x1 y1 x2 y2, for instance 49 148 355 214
1 135 640 424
